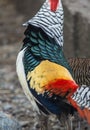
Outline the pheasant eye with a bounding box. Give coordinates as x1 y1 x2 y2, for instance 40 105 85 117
49 0 59 12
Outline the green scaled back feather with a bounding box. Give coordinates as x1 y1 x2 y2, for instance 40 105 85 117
23 24 72 74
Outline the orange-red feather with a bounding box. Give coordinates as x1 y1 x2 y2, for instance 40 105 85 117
68 97 90 124
45 79 78 97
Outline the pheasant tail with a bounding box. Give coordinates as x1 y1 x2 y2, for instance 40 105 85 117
68 85 90 124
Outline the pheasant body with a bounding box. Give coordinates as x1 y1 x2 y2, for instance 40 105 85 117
18 24 77 115
16 0 90 127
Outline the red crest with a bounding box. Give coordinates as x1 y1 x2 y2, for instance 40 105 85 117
49 0 59 12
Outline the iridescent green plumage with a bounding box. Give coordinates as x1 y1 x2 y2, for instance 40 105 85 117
22 24 72 75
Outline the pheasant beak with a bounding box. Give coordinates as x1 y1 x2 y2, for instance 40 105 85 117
49 0 59 12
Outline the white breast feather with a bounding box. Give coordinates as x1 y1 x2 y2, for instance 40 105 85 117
16 48 40 114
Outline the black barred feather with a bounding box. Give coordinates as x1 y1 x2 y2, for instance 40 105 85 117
72 85 90 109
23 0 64 46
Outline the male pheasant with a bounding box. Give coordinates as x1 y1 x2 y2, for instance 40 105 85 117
16 0 90 129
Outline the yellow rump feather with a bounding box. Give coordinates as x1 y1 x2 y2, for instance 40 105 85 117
27 60 74 94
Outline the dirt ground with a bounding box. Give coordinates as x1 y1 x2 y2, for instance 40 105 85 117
0 0 90 130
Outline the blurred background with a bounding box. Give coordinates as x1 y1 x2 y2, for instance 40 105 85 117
0 0 90 130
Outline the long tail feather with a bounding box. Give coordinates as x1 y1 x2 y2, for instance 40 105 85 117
68 85 90 124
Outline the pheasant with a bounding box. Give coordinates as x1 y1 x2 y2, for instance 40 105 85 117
16 0 90 129
68 58 90 86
